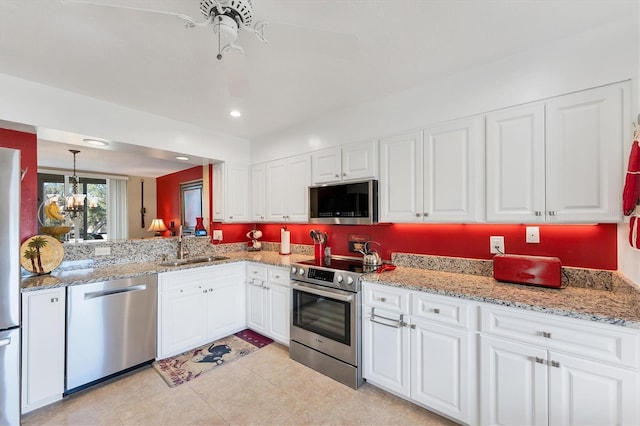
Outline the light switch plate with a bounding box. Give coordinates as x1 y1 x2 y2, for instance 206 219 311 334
213 230 223 241
526 226 540 243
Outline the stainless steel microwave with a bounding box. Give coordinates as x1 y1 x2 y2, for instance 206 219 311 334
308 179 378 225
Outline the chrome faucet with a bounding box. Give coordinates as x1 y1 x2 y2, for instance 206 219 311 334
177 226 189 260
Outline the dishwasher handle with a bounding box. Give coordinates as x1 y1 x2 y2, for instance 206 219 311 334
84 284 147 300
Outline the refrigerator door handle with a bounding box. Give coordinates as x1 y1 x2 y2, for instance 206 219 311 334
0 337 10 347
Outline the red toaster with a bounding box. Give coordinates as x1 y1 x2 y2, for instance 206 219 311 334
493 254 563 288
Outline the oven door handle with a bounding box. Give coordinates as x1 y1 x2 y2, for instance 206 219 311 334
291 282 353 302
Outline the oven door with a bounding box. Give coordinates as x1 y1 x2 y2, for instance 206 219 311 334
290 281 359 365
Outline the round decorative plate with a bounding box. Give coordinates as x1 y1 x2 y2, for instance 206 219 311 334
20 235 64 275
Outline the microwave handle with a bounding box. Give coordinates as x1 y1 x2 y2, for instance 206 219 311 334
291 282 353 302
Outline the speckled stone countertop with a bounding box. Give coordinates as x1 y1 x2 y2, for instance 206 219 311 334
363 266 640 328
21 247 640 329
20 251 310 291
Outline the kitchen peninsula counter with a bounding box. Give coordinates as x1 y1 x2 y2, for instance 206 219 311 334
20 249 640 328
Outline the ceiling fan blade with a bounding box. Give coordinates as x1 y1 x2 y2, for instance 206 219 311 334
62 0 202 26
221 53 251 98
262 22 359 59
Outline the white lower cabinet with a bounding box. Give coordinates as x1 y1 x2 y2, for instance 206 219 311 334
245 263 290 345
362 282 473 424
158 262 246 359
480 305 639 426
21 287 66 413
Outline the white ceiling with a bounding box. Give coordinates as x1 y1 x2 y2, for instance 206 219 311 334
0 0 634 176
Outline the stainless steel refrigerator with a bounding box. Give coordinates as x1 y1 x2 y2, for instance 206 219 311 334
0 148 21 426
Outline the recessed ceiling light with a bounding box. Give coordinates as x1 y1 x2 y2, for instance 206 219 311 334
84 138 109 147
176 156 190 161
230 110 241 118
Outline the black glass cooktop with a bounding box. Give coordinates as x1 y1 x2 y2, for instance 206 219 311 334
298 257 366 273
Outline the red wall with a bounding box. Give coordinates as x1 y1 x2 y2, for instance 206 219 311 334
156 166 203 235
0 128 38 243
212 222 617 270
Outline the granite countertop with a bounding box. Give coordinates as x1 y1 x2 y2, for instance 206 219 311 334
363 266 640 328
21 250 640 329
20 251 310 291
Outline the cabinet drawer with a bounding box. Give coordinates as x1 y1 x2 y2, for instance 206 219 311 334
268 267 289 286
411 292 470 329
480 305 639 368
246 264 268 282
363 282 409 313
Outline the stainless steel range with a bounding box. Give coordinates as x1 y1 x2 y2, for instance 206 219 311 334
289 256 365 389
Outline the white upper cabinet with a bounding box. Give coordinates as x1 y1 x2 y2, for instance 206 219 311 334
380 116 485 223
213 162 250 223
545 84 624 223
487 83 626 223
423 117 485 222
312 139 378 184
486 103 546 222
380 130 423 222
265 154 311 222
250 163 267 222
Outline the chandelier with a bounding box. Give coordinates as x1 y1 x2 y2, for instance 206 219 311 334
65 149 86 218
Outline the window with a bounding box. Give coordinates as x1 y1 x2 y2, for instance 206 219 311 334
38 173 111 240
180 180 203 232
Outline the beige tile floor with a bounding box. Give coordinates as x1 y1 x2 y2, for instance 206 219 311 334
22 343 457 425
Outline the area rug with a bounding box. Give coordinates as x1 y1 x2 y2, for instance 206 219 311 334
153 329 273 387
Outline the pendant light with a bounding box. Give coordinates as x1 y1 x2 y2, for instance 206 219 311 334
65 149 86 218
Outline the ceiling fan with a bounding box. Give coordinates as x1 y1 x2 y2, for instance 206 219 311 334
63 0 359 97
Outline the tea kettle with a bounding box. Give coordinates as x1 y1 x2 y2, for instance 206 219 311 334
359 241 382 266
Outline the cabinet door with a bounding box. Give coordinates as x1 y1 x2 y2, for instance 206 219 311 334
265 159 288 221
379 131 423 222
159 282 208 359
342 139 378 181
480 335 548 426
486 103 545 223
423 117 484 222
266 281 290 345
545 84 624 223
225 163 250 223
246 279 267 334
548 352 638 426
251 163 266 221
411 318 470 423
287 154 311 222
212 162 225 221
21 288 65 413
312 147 341 184
362 306 410 397
206 278 246 340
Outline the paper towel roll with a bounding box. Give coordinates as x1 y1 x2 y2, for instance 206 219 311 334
280 229 291 255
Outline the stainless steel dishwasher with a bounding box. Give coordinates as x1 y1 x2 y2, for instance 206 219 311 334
66 274 157 394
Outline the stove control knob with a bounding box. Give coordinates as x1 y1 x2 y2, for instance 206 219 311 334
346 276 354 285
336 275 343 283
291 267 297 275
298 268 305 276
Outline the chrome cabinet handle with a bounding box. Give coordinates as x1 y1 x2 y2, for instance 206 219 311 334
535 357 544 364
51 297 58 303
342 173 347 177
379 297 387 302
415 213 421 218
423 213 429 217
433 308 440 314
548 211 557 216
409 324 416 329
542 331 551 338
551 360 560 368
335 174 340 178
534 211 543 216
370 308 405 328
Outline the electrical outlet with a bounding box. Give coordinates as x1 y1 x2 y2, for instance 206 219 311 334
526 226 540 243
490 236 505 254
94 246 111 256
212 230 223 241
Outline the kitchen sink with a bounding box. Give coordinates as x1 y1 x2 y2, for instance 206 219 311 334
160 255 229 266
